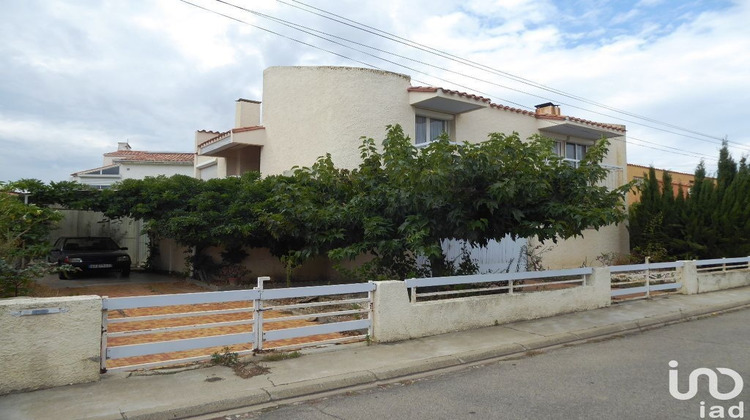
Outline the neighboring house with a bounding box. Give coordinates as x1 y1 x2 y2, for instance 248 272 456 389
72 142 194 189
626 164 699 206
62 142 195 268
193 66 629 270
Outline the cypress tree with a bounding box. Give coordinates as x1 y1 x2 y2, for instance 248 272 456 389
632 146 750 260
629 166 669 261
684 162 715 258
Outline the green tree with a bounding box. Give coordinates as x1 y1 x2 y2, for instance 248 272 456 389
628 167 665 259
0 187 62 297
8 178 100 209
330 125 630 279
9 125 633 283
631 141 750 260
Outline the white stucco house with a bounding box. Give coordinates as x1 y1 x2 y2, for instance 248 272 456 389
193 66 629 270
72 142 194 189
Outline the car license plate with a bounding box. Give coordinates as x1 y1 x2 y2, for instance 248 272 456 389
89 264 113 269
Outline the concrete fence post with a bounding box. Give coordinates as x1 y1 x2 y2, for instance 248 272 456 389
679 261 699 295
370 280 412 343
0 296 102 395
590 266 612 307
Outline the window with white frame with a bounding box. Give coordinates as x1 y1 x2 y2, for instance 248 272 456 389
554 140 589 167
415 115 449 145
83 166 120 176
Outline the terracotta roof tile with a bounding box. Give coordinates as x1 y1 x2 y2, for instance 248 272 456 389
104 151 195 163
410 86 625 133
565 116 626 133
490 103 535 115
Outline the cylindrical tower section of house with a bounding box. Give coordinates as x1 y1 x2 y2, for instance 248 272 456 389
260 66 414 175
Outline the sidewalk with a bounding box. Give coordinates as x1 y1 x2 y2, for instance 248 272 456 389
2 286 750 420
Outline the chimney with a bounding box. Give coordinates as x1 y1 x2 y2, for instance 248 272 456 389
235 99 261 128
117 141 132 151
535 102 561 117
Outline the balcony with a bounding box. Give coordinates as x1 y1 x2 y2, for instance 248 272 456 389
538 115 625 141
198 126 266 157
408 87 490 115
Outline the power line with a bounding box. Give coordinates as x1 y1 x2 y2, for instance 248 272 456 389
181 1 734 165
214 0 750 152
177 1 386 71
279 0 749 150
627 138 713 160
210 0 531 109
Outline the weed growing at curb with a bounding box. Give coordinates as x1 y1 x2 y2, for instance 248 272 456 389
210 346 270 379
211 347 240 367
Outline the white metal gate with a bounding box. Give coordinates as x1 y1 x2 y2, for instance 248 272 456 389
101 278 374 371
610 261 683 300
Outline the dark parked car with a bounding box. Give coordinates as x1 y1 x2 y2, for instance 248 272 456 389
48 237 131 279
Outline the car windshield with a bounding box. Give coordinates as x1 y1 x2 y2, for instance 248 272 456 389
63 238 120 251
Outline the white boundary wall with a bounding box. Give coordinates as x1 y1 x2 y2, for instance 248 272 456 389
681 260 750 294
371 267 611 342
0 296 102 394
1 260 748 394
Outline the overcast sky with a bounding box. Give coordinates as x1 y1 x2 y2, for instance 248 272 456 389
1 0 748 183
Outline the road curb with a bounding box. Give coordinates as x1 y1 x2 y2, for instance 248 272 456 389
572 320 641 340
265 371 378 401
370 355 463 381
456 343 527 364
127 390 272 420
517 332 581 350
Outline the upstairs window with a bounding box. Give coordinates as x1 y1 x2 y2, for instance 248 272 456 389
415 116 449 145
83 166 120 175
554 141 589 167
101 166 120 175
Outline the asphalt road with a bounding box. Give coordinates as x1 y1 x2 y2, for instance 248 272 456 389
214 308 750 420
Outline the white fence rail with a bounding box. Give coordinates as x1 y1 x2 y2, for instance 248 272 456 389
101 278 374 372
695 257 750 273
609 257 750 299
257 282 374 351
405 267 592 303
609 261 683 299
